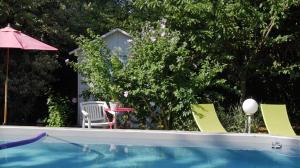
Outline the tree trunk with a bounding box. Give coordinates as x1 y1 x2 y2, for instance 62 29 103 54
240 71 247 103
160 109 170 130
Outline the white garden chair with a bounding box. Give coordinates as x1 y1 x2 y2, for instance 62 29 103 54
80 101 115 129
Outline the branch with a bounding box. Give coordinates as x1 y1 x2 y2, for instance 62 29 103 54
257 3 289 52
262 17 276 41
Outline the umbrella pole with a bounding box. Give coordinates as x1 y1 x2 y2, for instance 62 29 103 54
3 48 9 125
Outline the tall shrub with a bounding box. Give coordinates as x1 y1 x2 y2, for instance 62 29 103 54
46 94 72 127
123 24 227 130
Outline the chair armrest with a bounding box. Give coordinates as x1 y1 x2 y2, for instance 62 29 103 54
104 111 115 122
104 111 116 129
107 110 116 115
81 110 89 116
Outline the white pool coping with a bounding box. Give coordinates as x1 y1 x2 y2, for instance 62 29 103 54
1 126 300 156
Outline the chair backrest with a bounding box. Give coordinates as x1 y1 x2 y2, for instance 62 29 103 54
80 101 108 122
260 104 296 136
191 104 226 133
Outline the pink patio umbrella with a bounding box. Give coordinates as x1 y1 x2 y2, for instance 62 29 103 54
0 24 58 124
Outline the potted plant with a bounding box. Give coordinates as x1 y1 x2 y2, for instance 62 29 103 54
109 98 119 110
109 85 121 110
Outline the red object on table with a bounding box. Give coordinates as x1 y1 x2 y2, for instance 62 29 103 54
105 107 134 112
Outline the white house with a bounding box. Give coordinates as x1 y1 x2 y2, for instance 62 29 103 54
69 28 132 125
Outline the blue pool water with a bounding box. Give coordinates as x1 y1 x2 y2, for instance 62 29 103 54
0 138 299 168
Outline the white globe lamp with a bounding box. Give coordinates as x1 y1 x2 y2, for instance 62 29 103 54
242 99 258 116
242 98 258 133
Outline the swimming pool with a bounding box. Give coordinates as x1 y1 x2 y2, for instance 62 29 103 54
1 126 300 168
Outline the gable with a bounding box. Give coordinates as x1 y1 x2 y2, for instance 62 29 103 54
104 31 132 56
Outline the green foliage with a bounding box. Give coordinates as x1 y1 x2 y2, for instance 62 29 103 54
132 0 300 88
0 0 132 124
132 0 300 128
0 53 59 124
123 23 227 129
218 104 263 133
73 23 227 130
125 24 193 129
46 94 72 127
2 0 299 128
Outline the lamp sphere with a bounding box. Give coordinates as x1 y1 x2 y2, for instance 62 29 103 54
242 99 258 115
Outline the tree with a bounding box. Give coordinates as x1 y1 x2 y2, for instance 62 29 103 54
0 52 59 124
132 0 300 101
125 0 300 131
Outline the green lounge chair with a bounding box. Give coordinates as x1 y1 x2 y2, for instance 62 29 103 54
191 104 226 133
260 104 296 137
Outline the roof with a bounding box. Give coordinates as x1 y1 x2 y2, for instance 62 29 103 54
69 28 131 55
101 28 131 39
